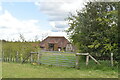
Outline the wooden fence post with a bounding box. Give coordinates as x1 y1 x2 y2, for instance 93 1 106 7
8 54 10 62
8 57 9 62
86 55 89 66
7 56 9 62
30 53 33 63
5 57 6 62
2 51 4 62
37 52 40 64
4 55 5 62
20 53 23 63
10 54 12 62
37 51 42 64
16 51 19 62
111 53 113 67
6 57 7 62
12 56 13 62
89 55 100 65
76 55 80 69
4 57 6 62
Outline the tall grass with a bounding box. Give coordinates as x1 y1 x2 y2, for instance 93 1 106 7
78 60 118 72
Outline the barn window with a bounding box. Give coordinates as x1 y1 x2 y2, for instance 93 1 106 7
48 43 54 51
49 44 54 48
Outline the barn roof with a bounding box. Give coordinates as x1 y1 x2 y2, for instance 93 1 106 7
40 36 70 47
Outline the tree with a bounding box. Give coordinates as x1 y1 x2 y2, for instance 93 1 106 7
41 33 48 41
34 35 39 42
19 34 26 42
66 2 118 60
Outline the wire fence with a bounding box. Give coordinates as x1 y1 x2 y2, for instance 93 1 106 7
2 50 118 69
2 51 76 67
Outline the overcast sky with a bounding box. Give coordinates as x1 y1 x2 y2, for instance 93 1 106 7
0 0 118 41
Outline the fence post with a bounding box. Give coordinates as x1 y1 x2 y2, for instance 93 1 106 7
76 54 80 69
111 53 113 67
37 52 40 64
86 54 89 66
89 55 100 65
8 55 10 62
4 57 6 62
37 51 42 64
7 56 8 62
2 51 4 62
10 54 12 62
5 57 6 62
30 53 33 63
16 51 19 62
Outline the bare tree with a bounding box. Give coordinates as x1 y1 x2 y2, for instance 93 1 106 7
19 34 26 42
34 35 39 42
41 33 48 41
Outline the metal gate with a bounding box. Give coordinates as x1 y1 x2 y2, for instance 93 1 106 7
40 51 76 67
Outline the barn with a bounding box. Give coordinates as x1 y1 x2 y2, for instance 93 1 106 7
40 36 74 51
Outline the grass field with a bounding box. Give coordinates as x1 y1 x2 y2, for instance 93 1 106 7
2 62 118 78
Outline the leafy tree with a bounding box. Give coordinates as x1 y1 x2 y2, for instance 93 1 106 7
66 2 118 60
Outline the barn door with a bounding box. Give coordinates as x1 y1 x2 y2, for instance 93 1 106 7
48 43 54 51
54 43 58 51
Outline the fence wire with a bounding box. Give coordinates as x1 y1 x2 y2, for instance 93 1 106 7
2 50 118 69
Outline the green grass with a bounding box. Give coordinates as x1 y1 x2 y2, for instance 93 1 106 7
2 62 118 78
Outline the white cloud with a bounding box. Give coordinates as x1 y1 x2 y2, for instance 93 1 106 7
49 21 68 33
35 0 86 34
0 0 87 41
48 31 67 38
0 1 70 41
0 10 48 41
0 6 2 11
49 22 55 28
0 2 3 14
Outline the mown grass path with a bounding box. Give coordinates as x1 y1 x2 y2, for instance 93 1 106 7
2 62 118 78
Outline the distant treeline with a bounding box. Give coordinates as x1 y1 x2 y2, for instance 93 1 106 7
0 39 41 43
